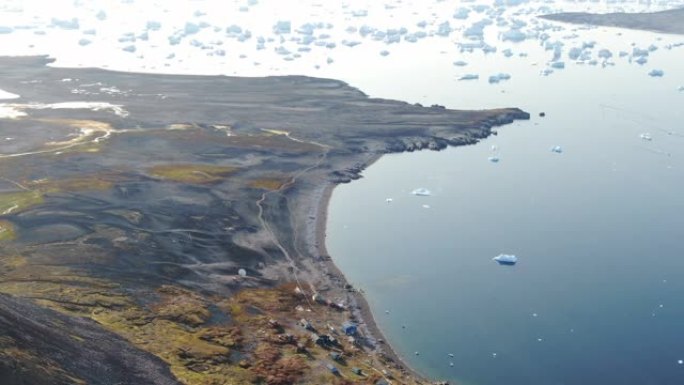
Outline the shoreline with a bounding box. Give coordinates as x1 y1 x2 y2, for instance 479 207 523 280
312 152 432 382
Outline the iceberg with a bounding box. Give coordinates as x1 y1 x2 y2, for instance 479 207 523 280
411 188 431 196
648 69 664 77
550 145 563 153
493 254 517 265
640 133 652 141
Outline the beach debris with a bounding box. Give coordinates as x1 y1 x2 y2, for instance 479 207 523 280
640 133 653 141
493 254 517 265
488 156 500 163
411 188 431 196
551 145 563 153
238 268 247 277
326 363 340 375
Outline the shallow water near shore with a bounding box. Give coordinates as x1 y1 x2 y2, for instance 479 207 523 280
327 29 684 385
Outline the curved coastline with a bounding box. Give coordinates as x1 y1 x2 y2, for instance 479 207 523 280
312 153 432 381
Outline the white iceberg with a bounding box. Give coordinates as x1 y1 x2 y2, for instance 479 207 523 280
493 254 517 265
640 133 652 141
550 145 563 153
411 188 431 196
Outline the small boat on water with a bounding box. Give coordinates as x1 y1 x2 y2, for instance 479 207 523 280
493 254 518 265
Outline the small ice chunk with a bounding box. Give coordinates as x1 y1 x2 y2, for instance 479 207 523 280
122 45 137 53
550 145 563 153
635 56 648 65
493 254 517 265
147 21 162 31
51 17 80 30
422 204 430 209
238 268 247 277
640 133 652 141
678 360 683 365
0 26 14 34
488 156 500 163
385 198 393 203
78 38 92 46
678 86 684 92
380 50 389 56
648 69 664 77
550 61 565 69
412 188 431 196
488 73 511 84
453 60 468 67
459 74 479 81
501 29 526 42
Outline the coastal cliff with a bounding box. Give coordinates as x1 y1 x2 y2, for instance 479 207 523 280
0 55 528 384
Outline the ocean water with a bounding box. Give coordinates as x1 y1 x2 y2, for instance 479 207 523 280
326 23 684 385
2 1 684 384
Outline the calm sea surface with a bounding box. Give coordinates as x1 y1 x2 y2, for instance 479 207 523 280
327 28 684 385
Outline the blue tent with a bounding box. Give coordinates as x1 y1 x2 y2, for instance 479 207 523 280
342 321 357 335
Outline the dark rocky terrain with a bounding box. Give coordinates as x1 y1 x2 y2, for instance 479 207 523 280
541 7 684 35
0 55 529 384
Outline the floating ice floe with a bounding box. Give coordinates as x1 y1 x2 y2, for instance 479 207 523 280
411 188 431 196
488 156 500 163
550 61 565 69
488 73 511 84
640 133 653 141
459 74 479 81
52 17 80 30
453 61 468 67
550 145 563 153
648 69 664 77
493 254 517 265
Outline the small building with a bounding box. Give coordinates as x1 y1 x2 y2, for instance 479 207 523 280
342 321 357 336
